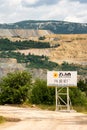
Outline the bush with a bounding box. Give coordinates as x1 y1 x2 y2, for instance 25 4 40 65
70 88 87 106
77 79 87 96
31 79 55 105
0 71 32 104
39 36 46 40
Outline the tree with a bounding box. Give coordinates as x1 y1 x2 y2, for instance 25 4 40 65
39 36 46 40
31 79 55 105
77 79 87 96
69 88 87 106
0 71 32 104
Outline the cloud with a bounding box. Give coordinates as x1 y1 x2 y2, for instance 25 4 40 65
64 16 83 23
21 0 39 7
71 0 87 3
21 0 87 8
39 0 87 23
21 0 58 7
0 0 87 23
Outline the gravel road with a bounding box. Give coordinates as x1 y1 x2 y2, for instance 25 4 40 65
0 105 87 130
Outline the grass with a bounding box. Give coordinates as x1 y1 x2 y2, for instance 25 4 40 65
32 104 87 113
0 116 21 125
0 116 5 124
23 102 87 113
14 102 56 111
73 106 87 113
36 104 55 111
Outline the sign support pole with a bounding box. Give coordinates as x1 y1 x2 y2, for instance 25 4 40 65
55 86 58 111
55 86 71 112
67 86 70 111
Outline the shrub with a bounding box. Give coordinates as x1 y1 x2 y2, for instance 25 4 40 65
70 88 87 106
0 71 32 104
31 79 55 105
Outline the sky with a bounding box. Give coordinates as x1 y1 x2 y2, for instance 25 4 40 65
0 0 87 23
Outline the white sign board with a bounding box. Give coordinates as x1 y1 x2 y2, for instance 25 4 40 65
47 71 77 87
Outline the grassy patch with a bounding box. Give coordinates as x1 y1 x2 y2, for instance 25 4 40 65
22 103 56 111
36 104 55 111
15 102 56 111
74 106 87 113
0 116 5 124
0 115 21 125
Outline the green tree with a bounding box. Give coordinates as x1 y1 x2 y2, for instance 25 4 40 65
0 71 32 104
39 36 46 40
31 79 55 105
77 79 87 96
70 88 87 106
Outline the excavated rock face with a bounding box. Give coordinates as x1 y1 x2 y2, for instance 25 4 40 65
0 58 47 80
0 58 25 78
46 34 87 65
0 58 17 63
0 29 53 39
15 34 87 66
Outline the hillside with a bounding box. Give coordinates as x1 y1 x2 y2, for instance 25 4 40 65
0 29 52 39
48 34 87 65
14 34 87 65
0 20 87 34
0 34 87 79
0 58 25 78
0 33 87 66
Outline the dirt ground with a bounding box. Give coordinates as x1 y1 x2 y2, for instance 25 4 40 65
0 105 87 130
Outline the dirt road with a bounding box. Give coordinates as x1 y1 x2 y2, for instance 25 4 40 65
0 105 87 130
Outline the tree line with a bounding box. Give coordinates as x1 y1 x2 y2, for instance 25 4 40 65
0 51 87 74
0 38 50 50
0 51 58 70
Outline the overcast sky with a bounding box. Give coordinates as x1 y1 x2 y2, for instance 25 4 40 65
0 0 87 23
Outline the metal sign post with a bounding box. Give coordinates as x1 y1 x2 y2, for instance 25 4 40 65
55 86 71 111
67 86 70 111
55 86 58 111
